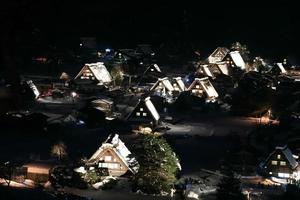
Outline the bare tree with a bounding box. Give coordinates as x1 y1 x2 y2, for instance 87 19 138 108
0 162 13 187
51 142 68 160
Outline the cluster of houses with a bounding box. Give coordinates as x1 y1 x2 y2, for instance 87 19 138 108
2 43 300 188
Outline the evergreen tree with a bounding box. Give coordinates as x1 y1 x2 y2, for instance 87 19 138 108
132 135 180 195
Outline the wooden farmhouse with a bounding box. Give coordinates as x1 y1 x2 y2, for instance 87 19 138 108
222 51 246 70
188 77 219 102
75 62 112 85
150 77 174 97
86 134 138 177
172 77 186 93
127 97 160 126
207 47 229 64
260 146 300 182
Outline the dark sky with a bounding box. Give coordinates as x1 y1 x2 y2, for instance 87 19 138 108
1 1 300 58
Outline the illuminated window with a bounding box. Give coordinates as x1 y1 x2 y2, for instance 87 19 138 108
143 113 147 116
151 68 154 71
277 154 281 159
196 85 200 89
140 108 143 111
136 112 140 116
105 156 112 161
278 173 289 178
280 161 286 166
271 160 278 165
99 163 108 168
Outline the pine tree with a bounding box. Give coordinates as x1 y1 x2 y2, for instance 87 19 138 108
132 135 180 194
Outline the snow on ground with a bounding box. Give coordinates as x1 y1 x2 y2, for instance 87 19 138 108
0 179 36 188
178 170 222 199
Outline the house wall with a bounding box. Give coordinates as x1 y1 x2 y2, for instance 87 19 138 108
265 151 294 178
128 105 157 126
223 54 235 68
189 83 206 98
79 67 96 80
92 148 129 177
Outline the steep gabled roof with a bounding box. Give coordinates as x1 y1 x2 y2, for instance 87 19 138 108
145 64 161 74
75 62 112 83
88 134 139 174
26 80 40 99
216 62 230 75
264 146 298 170
172 77 186 92
150 77 174 92
188 77 219 98
127 96 160 122
201 65 214 77
208 47 229 63
276 63 287 74
277 146 298 169
229 51 246 70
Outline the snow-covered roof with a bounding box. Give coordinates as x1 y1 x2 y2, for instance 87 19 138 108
145 64 161 73
188 77 219 98
216 62 230 75
229 51 246 70
89 134 139 174
276 146 298 169
173 77 186 92
26 80 40 99
150 77 174 92
75 62 112 83
202 65 214 77
153 64 161 72
92 98 114 105
144 97 160 121
208 47 229 63
126 96 160 122
276 63 287 74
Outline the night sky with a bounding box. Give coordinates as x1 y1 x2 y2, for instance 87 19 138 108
1 1 299 60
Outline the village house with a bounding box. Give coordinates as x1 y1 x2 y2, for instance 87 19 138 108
144 64 162 74
138 64 165 86
25 80 40 99
197 64 226 79
74 62 112 85
126 96 160 126
197 61 231 78
23 162 54 183
260 146 300 183
91 97 114 116
172 77 186 93
271 59 300 76
150 77 174 97
84 134 138 177
207 47 229 64
222 51 246 70
187 77 219 102
269 63 287 75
